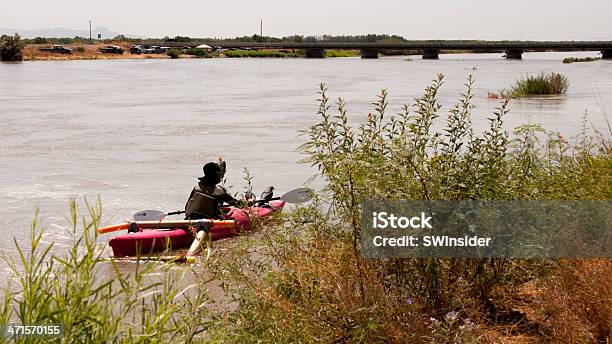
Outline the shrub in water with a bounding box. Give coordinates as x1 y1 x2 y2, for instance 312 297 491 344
563 56 599 64
507 72 569 98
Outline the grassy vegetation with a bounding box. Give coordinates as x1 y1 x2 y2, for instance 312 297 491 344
209 76 611 343
563 56 601 64
1 199 217 343
223 49 299 58
325 49 360 57
504 72 569 98
183 48 210 58
0 33 24 61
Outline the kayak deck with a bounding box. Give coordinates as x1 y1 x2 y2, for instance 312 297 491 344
108 200 284 257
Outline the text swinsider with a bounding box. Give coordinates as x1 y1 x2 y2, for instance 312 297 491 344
361 200 611 258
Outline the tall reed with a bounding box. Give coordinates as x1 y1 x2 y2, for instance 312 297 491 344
1 198 217 343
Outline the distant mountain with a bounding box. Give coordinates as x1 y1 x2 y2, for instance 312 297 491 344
0 26 146 39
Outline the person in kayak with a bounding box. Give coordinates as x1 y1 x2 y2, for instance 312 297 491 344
185 158 240 256
184 157 239 220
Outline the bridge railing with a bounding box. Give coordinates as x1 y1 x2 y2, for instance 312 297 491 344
137 40 612 51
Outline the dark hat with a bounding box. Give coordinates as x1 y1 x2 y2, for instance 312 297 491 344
203 162 221 177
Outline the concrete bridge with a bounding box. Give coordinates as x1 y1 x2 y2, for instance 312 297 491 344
141 40 612 59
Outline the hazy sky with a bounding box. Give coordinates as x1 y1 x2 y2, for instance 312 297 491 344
2 0 611 40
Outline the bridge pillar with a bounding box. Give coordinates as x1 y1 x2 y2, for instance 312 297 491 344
305 48 325 58
360 48 379 59
505 49 523 60
602 49 612 59
422 49 439 59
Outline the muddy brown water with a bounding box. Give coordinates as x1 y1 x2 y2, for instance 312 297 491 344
1 52 610 280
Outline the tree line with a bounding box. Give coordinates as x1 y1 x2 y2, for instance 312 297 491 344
20 33 411 45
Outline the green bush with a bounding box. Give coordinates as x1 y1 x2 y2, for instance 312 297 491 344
184 48 209 58
505 72 569 98
223 49 299 58
0 33 24 61
210 76 610 343
167 48 180 59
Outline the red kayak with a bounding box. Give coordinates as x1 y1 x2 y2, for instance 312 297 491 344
109 200 285 257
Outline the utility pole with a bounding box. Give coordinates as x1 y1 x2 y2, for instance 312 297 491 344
89 20 92 44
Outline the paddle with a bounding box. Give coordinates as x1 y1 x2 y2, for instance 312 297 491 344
184 187 314 257
106 255 197 264
97 219 235 234
98 188 314 234
133 187 314 221
263 187 314 204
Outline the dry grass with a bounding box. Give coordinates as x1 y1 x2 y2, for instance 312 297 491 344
219 224 612 343
473 259 612 343
536 260 612 343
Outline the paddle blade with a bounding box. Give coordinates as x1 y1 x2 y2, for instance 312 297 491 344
107 256 196 264
133 210 166 221
281 188 314 204
98 223 129 234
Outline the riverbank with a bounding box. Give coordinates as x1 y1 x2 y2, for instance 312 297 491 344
23 42 168 61
21 41 506 61
22 42 365 61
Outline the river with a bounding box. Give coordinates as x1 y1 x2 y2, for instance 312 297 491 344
0 51 610 276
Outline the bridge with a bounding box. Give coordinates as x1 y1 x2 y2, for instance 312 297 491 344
140 40 612 59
